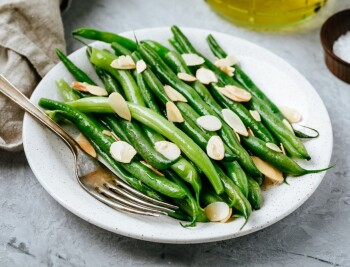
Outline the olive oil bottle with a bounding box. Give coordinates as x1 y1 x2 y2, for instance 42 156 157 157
206 0 328 30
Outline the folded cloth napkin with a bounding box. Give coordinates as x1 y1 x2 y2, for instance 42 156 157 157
0 0 68 152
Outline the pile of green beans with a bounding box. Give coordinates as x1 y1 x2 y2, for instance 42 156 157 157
41 26 331 226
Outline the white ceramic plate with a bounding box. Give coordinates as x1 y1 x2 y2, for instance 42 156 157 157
23 27 333 244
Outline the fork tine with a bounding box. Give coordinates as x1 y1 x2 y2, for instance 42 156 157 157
85 188 162 217
97 186 168 216
104 182 175 213
112 177 179 210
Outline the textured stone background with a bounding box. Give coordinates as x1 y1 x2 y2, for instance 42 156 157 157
1 0 350 266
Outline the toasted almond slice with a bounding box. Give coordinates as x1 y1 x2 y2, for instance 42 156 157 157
108 92 131 121
102 130 119 141
71 81 108 96
249 110 261 122
214 54 238 68
282 119 295 135
110 55 136 70
110 141 137 163
196 67 218 84
76 133 96 157
234 130 241 142
154 141 181 160
222 109 248 136
166 101 184 122
206 136 225 160
266 142 283 153
196 115 222 131
136 60 147 73
181 53 205 66
247 127 254 137
279 106 302 123
217 85 251 102
280 143 286 155
164 85 187 102
177 72 197 82
204 202 230 222
220 208 233 223
220 66 235 77
251 156 283 184
140 161 164 176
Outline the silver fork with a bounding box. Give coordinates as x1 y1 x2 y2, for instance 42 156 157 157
0 75 177 216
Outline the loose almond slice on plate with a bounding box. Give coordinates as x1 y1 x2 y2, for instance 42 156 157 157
136 60 147 73
251 156 283 184
220 207 233 223
249 110 261 122
181 53 205 66
154 141 181 160
196 115 222 131
177 72 197 82
108 92 131 121
196 67 218 84
71 81 108 96
110 141 137 163
222 109 248 136
204 202 231 222
266 142 283 153
76 133 96 157
217 85 251 102
110 55 136 70
166 101 184 122
279 106 302 123
206 136 225 160
164 85 187 102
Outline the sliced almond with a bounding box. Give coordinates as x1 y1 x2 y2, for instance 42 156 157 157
279 106 302 123
108 92 131 121
71 81 108 96
251 156 283 184
266 142 283 153
76 133 96 157
204 202 230 222
154 141 181 160
214 54 238 68
280 143 286 155
220 66 235 77
196 115 222 131
110 141 137 163
140 161 164 176
247 127 254 137
249 110 261 122
181 53 205 66
220 208 233 223
110 55 136 70
217 85 251 102
136 60 147 73
166 102 184 122
164 85 187 102
222 109 248 136
177 72 197 82
282 119 295 135
234 131 241 142
102 130 119 141
206 136 225 160
196 67 218 84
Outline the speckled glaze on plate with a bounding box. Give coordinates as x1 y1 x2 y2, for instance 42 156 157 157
23 27 333 244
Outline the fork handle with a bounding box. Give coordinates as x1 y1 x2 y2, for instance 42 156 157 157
0 75 79 155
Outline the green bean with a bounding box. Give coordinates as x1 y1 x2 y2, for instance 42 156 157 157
223 161 249 198
94 66 122 94
247 177 262 210
55 79 80 102
241 135 333 176
99 115 130 143
111 42 133 56
56 49 97 85
39 98 186 198
200 186 227 207
72 28 137 51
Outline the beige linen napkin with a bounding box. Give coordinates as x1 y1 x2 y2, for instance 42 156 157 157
0 0 67 151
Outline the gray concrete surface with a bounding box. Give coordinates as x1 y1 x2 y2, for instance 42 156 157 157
1 0 350 266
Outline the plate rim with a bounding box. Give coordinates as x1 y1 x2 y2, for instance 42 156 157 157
23 26 333 244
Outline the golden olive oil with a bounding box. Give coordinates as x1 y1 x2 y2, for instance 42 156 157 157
206 0 328 30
